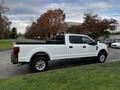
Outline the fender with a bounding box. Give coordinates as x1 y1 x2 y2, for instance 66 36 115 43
26 47 53 62
98 49 108 56
97 43 108 55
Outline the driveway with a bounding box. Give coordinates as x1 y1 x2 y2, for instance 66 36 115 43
0 50 31 79
107 48 120 62
0 48 120 79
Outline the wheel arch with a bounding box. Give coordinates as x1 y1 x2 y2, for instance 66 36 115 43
98 49 108 56
30 52 50 63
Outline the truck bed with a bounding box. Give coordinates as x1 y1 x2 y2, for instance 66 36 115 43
16 40 65 44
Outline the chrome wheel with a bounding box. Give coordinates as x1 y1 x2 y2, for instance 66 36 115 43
100 54 105 62
98 51 107 63
35 59 46 71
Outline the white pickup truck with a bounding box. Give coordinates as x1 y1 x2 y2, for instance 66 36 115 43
11 34 108 72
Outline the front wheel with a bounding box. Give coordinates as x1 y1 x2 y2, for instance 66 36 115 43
97 51 107 63
30 57 48 72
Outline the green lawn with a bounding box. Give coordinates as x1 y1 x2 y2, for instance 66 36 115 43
0 40 13 50
0 61 120 90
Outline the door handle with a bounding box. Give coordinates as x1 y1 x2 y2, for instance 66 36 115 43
83 46 86 48
69 46 73 48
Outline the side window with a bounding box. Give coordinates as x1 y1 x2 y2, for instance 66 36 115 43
82 36 93 44
69 36 83 44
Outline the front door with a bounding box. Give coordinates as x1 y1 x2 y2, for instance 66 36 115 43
81 36 97 57
67 35 97 59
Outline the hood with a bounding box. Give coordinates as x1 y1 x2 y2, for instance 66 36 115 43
98 42 107 47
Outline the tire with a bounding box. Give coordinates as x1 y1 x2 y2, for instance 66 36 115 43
30 57 48 72
97 51 107 63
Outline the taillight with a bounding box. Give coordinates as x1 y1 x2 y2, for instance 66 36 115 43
13 47 19 58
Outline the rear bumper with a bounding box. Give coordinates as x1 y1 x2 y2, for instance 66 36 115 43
11 53 29 64
11 53 18 64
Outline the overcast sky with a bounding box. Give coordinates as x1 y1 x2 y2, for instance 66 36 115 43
5 0 120 33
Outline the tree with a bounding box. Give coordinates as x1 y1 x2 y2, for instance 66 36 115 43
67 25 81 34
81 13 118 38
67 13 118 38
25 9 66 39
0 0 10 39
10 27 17 39
25 22 48 39
38 9 66 37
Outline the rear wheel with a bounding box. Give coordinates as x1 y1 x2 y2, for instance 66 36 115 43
98 51 107 63
30 57 48 72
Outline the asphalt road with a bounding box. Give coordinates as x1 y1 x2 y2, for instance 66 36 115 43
0 48 120 79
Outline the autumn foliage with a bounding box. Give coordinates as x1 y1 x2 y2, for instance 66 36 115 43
25 9 66 39
68 13 118 38
25 9 118 39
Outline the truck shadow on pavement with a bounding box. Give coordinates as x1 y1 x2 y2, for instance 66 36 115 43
48 58 98 71
0 51 98 79
11 59 98 76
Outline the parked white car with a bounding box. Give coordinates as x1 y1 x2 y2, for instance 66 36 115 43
111 42 120 48
11 34 108 72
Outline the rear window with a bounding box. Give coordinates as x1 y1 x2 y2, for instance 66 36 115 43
69 36 83 44
55 35 65 41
